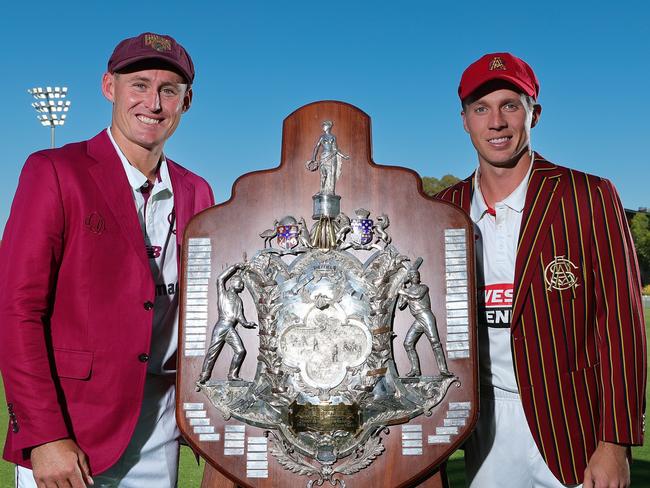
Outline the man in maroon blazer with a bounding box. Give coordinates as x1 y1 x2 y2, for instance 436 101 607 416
0 33 214 487
435 53 645 487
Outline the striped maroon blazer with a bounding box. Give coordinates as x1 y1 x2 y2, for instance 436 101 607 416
435 154 646 484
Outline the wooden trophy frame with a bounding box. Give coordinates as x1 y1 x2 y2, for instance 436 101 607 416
177 101 477 487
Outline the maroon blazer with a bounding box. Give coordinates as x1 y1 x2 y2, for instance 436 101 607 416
0 131 214 474
435 154 646 484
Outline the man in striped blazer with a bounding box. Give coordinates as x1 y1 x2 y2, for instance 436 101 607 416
435 53 645 487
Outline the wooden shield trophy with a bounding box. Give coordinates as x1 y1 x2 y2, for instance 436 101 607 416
177 101 477 487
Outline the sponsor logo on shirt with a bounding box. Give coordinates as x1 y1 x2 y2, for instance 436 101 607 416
480 283 513 328
156 282 178 297
147 245 162 259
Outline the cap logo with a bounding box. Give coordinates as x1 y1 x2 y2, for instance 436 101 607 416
488 56 507 71
144 34 172 53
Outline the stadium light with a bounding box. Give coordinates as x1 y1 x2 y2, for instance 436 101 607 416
28 86 71 148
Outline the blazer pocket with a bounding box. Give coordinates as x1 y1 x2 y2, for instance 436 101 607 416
566 361 600 383
54 348 94 380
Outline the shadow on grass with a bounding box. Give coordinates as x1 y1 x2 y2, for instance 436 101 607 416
632 458 650 486
446 455 466 487
443 453 650 487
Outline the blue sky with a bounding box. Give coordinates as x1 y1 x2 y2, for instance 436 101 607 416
1 1 648 232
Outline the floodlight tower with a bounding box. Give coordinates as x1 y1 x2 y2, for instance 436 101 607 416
28 86 72 148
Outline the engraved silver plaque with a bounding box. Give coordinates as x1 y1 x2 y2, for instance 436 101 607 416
248 452 268 460
225 449 245 456
199 433 220 442
190 418 210 426
402 448 423 456
185 410 206 418
427 435 451 444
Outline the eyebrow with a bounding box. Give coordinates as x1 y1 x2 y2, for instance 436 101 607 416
471 96 521 106
127 76 184 87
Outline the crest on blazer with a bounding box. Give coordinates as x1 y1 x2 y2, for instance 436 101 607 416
544 255 579 291
84 212 105 234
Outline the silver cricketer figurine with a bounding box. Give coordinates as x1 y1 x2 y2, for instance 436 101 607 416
198 263 257 385
398 259 452 378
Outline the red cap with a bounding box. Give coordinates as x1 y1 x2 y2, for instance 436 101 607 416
107 32 194 84
458 52 539 102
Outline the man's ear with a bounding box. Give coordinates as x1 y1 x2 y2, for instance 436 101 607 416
531 104 542 128
182 86 193 113
461 110 469 134
101 72 116 103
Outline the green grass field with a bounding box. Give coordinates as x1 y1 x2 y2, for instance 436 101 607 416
2 307 649 487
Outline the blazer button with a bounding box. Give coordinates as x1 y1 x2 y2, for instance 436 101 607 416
138 353 150 363
143 301 154 310
11 419 19 433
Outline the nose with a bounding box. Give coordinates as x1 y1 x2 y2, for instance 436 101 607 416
145 89 161 112
488 109 507 130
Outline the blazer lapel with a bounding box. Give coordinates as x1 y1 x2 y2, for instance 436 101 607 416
437 176 473 212
511 155 568 327
86 131 150 273
167 159 195 246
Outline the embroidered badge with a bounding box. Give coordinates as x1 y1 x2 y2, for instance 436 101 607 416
489 56 507 71
544 256 579 291
168 209 176 235
84 212 105 235
144 34 172 52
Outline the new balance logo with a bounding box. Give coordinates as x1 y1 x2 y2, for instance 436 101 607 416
146 245 162 259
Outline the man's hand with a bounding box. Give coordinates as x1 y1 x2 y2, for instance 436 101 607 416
583 441 629 488
31 438 94 488
244 321 257 329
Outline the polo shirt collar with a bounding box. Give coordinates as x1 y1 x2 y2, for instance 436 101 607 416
470 159 533 221
106 127 173 196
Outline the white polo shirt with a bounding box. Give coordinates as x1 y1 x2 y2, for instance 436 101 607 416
470 162 532 393
107 128 178 376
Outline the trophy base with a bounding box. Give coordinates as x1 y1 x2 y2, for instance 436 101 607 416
312 193 341 219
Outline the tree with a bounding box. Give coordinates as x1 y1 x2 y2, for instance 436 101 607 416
422 174 461 197
630 212 650 286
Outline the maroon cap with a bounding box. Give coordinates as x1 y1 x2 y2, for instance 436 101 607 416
108 32 194 84
458 52 539 101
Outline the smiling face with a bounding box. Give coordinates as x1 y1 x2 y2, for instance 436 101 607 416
462 88 540 170
102 68 192 160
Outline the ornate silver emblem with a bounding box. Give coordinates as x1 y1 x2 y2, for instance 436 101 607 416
195 120 458 487
544 255 579 291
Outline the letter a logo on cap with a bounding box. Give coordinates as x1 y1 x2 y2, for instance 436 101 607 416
489 56 507 71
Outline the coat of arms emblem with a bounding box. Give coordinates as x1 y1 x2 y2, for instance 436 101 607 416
350 208 373 245
276 216 301 250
